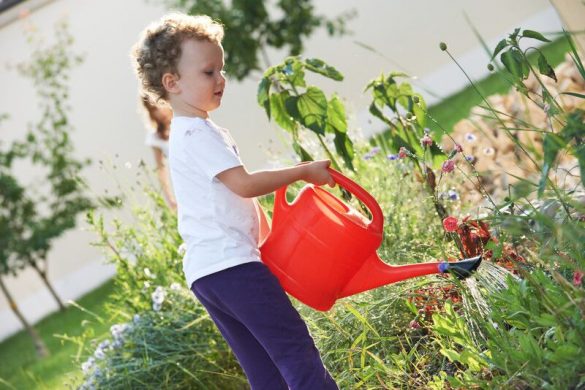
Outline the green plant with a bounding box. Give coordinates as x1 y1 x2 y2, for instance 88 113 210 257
258 56 355 173
0 19 107 358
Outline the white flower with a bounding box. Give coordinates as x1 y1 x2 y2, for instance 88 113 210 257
177 243 187 256
151 286 166 305
110 323 130 341
144 267 156 279
81 357 95 374
170 282 182 291
143 281 151 290
94 348 106 360
153 302 162 312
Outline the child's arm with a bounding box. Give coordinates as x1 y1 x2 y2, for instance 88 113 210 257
216 160 334 198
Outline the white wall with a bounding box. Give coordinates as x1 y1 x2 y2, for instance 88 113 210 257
0 0 562 340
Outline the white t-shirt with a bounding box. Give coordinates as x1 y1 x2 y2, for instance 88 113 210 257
168 116 261 288
145 131 169 157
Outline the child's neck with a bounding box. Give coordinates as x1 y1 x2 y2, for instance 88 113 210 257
170 100 209 119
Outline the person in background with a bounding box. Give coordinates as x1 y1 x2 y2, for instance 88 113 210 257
141 94 177 211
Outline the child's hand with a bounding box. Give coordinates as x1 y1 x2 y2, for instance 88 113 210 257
300 160 335 187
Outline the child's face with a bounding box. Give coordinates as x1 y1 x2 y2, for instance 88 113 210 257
170 39 226 117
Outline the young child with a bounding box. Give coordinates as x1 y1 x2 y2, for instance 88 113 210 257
140 94 176 211
132 13 339 389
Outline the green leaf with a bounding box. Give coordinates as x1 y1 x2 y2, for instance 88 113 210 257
297 87 328 135
491 38 508 60
284 59 306 88
412 94 426 128
304 58 344 81
538 133 566 196
325 94 347 133
501 48 528 80
521 29 551 43
292 141 314 162
537 52 557 82
575 143 585 188
333 130 355 171
257 77 271 118
561 92 585 99
269 92 295 132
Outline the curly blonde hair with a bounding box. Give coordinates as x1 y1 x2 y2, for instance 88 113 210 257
131 13 224 101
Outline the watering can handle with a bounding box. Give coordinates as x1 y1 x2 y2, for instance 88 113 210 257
274 167 384 235
326 168 384 234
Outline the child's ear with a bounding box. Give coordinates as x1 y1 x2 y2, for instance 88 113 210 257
162 72 180 95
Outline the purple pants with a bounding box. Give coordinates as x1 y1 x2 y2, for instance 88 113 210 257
191 262 338 390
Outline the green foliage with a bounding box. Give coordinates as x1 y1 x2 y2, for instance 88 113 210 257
258 57 355 172
156 0 354 80
75 180 243 388
0 20 105 280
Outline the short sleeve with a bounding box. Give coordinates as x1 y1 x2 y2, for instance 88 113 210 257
183 126 242 180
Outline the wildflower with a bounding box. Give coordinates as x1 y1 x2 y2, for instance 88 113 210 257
420 134 433 147
409 320 421 329
170 282 182 291
465 155 475 163
387 154 399 161
398 147 408 159
454 143 463 153
178 243 187 255
573 271 583 286
464 132 477 143
110 323 130 341
144 267 156 279
483 147 495 156
143 281 151 290
442 216 459 232
81 357 95 374
94 347 106 360
153 302 162 312
363 147 381 160
152 286 166 305
441 159 456 173
447 190 459 201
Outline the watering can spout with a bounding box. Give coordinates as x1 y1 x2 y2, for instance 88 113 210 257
339 254 483 299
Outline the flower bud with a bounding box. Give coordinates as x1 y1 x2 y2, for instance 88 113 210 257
439 42 447 51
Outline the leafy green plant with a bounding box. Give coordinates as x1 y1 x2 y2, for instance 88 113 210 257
258 56 355 172
0 19 110 358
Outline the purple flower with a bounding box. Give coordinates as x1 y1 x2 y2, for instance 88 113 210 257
483 147 495 156
441 159 456 173
448 190 459 201
465 155 475 163
464 133 477 143
387 154 399 161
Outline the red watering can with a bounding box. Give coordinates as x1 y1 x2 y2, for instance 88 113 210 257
259 168 482 311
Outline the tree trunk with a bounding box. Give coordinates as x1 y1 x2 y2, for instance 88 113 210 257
31 262 66 311
0 276 49 358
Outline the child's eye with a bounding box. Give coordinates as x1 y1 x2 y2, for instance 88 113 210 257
204 70 214 76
